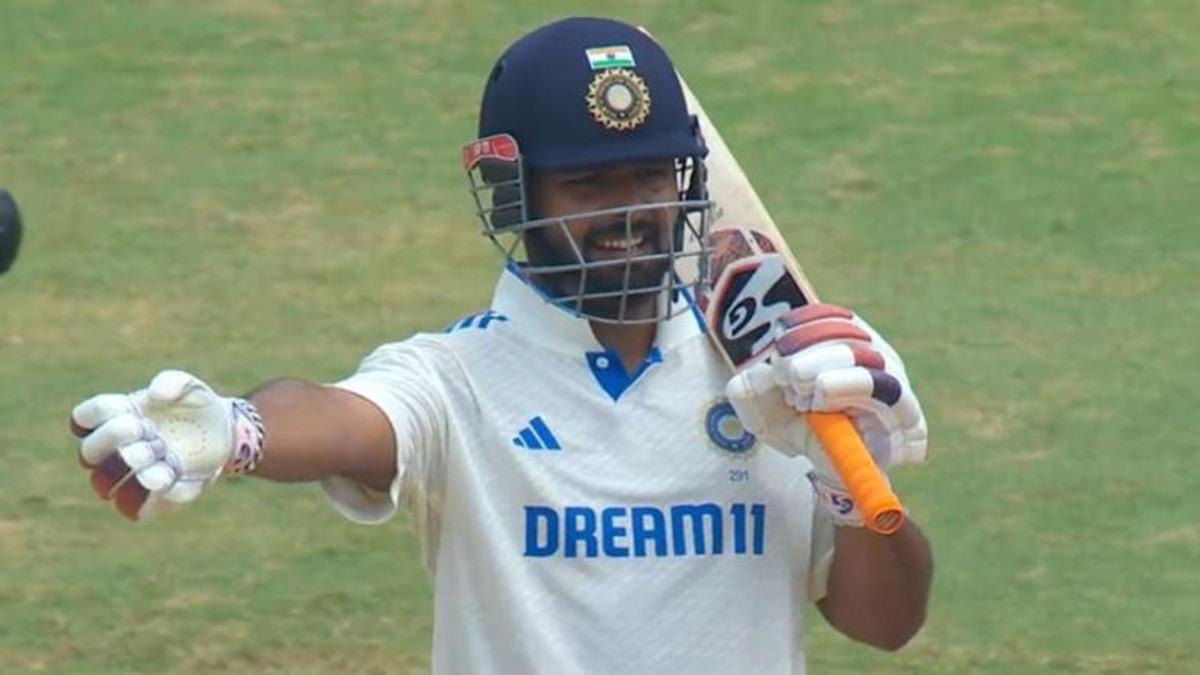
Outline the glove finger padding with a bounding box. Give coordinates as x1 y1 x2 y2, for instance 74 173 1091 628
147 369 214 408
79 413 154 467
725 361 816 458
161 479 207 504
775 305 928 469
777 318 872 355
114 462 179 521
813 367 927 467
72 393 141 434
773 343 883 410
89 437 162 497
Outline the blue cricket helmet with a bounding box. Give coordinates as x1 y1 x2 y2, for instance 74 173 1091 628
463 18 715 325
477 17 707 171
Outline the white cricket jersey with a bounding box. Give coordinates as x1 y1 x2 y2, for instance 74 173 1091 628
322 268 835 675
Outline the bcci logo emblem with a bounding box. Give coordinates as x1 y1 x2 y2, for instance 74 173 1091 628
585 68 651 131
703 398 758 457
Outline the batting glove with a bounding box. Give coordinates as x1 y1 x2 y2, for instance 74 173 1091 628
726 304 927 526
72 370 264 521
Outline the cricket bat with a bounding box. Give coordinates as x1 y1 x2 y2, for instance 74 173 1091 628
681 79 905 535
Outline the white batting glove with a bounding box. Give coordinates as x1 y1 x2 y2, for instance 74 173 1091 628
726 304 927 526
71 370 264 521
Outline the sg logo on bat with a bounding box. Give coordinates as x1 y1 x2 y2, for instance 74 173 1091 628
703 229 810 368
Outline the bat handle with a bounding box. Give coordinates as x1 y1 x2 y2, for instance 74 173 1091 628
805 411 905 535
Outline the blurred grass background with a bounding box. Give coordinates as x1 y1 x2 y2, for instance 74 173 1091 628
2 1 1197 672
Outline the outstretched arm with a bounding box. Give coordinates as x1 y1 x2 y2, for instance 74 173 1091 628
246 379 395 491
72 371 397 520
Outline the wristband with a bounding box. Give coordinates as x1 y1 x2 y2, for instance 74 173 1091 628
224 398 265 475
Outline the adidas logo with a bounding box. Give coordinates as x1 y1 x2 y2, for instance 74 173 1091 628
445 309 508 333
512 416 561 451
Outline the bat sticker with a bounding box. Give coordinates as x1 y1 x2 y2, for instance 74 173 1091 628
704 230 810 367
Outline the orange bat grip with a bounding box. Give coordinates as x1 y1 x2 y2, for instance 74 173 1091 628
805 411 905 535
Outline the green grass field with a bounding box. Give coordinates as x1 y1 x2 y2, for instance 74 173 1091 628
3 1 1198 672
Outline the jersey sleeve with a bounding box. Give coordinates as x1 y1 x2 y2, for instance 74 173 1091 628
320 336 453 528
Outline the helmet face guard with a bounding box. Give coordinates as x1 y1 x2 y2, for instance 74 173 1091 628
464 134 713 324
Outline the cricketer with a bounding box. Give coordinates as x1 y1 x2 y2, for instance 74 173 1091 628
71 17 932 674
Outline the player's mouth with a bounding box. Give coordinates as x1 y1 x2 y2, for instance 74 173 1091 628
584 223 659 260
591 233 646 252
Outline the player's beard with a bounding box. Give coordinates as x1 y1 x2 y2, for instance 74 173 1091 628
525 215 672 322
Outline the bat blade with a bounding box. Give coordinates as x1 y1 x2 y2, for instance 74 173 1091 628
679 83 816 367
679 77 905 535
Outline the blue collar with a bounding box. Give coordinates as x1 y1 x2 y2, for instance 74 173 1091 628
586 347 664 401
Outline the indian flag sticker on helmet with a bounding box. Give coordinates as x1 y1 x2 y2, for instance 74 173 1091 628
585 45 636 70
